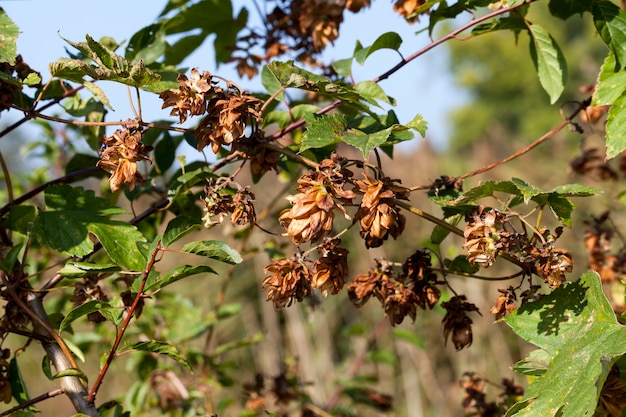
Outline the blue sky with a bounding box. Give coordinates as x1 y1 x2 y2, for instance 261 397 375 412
1 0 465 154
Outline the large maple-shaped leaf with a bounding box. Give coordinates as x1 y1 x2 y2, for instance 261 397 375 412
32 185 147 271
504 271 626 416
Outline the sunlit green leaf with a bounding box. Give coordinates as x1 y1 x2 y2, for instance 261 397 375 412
162 215 201 248
127 340 191 371
0 11 19 65
354 80 393 106
354 32 402 65
343 127 393 157
593 0 626 70
505 272 626 416
181 240 243 264
606 90 626 159
145 264 216 292
527 23 567 104
593 52 626 106
57 262 121 278
59 300 115 333
31 185 147 270
300 113 346 153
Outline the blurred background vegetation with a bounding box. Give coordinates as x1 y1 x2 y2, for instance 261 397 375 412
1 2 624 417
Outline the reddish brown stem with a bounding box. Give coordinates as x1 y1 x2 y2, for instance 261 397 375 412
86 241 162 405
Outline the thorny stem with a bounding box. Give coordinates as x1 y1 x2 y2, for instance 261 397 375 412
0 388 64 417
324 318 389 411
86 241 163 405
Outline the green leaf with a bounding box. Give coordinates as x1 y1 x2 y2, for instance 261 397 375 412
548 0 591 20
57 262 121 278
51 368 88 382
606 90 626 159
181 240 243 264
126 23 166 65
0 11 19 65
593 52 626 106
3 205 37 235
527 23 568 104
126 341 191 371
406 114 428 138
145 264 216 292
0 243 23 273
162 216 201 248
59 300 115 333
332 57 353 77
504 271 626 416
513 348 550 377
261 65 285 102
9 357 35 411
82 81 113 111
300 113 347 153
353 80 393 106
31 185 147 270
343 127 393 158
86 34 115 69
354 32 402 65
593 0 626 71
546 194 574 227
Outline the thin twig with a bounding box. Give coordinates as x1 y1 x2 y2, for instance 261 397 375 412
456 119 570 181
0 388 64 417
86 241 162 405
373 0 536 83
0 84 84 139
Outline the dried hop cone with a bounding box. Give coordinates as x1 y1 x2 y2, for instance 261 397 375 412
312 239 349 297
403 250 441 310
441 295 481 351
195 92 262 153
159 68 213 123
354 174 409 248
347 258 394 307
263 256 312 308
97 122 152 192
489 287 517 320
280 160 354 244
463 207 510 267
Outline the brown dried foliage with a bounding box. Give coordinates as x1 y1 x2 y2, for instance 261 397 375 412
441 295 481 351
97 121 153 192
354 174 408 248
280 155 355 244
263 256 312 308
347 252 442 326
